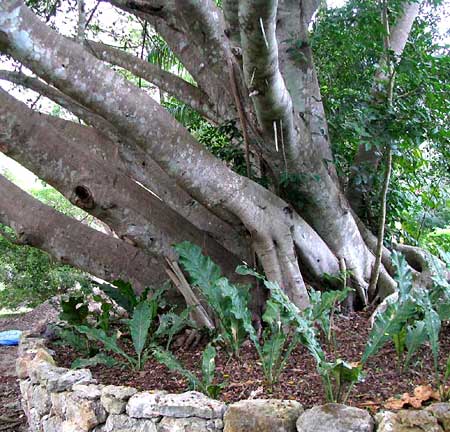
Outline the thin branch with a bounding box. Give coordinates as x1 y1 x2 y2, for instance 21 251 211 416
85 0 100 28
368 0 395 299
138 21 147 89
77 0 86 43
165 258 215 329
226 54 251 177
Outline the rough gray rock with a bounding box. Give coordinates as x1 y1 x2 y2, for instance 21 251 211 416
104 414 157 432
73 383 102 400
127 391 226 419
158 417 224 432
427 403 450 431
375 409 444 432
101 385 138 414
47 368 93 392
65 392 107 431
50 391 70 418
42 415 63 432
296 404 374 432
29 361 66 386
31 385 51 416
224 399 303 432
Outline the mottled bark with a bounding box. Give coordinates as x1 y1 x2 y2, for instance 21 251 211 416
2 0 339 307
85 40 219 122
0 0 416 310
0 70 247 257
0 88 244 279
0 174 165 291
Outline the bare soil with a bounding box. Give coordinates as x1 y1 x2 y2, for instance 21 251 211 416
51 309 450 412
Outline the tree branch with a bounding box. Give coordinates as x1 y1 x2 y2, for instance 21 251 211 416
0 0 342 306
276 0 336 171
85 40 219 122
0 87 244 278
239 0 297 162
0 174 166 291
106 0 237 121
0 70 246 253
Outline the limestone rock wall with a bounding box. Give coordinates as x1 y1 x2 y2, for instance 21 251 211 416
17 334 225 432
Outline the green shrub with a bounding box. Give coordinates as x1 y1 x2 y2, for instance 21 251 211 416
0 227 92 309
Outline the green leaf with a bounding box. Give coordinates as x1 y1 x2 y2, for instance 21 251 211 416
201 343 217 387
404 320 427 368
437 302 450 321
362 300 416 364
153 347 200 390
421 296 441 375
175 242 254 355
325 359 363 384
155 309 195 350
60 296 89 325
100 280 137 315
130 301 153 358
71 353 119 369
75 325 133 366
391 252 413 299
175 242 222 293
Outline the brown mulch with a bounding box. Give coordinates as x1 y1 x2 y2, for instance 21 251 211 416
51 309 450 411
0 301 59 432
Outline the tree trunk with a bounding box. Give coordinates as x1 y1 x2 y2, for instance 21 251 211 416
0 0 424 315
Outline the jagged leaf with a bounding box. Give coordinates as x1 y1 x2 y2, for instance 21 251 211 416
130 301 153 358
391 252 413 299
362 299 416 364
153 347 200 390
404 320 427 368
174 242 222 294
71 353 118 369
75 325 133 365
100 280 137 315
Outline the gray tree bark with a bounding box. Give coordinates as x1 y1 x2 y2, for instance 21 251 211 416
0 0 424 312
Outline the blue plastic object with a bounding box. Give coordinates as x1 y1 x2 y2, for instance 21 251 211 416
0 330 22 346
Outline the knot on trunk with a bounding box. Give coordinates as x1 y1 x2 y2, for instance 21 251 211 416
73 185 94 209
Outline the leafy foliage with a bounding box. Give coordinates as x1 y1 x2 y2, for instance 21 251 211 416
175 241 252 356
153 343 225 399
237 264 361 401
0 225 92 310
312 0 450 245
154 308 196 350
57 279 192 371
71 353 118 370
363 250 450 385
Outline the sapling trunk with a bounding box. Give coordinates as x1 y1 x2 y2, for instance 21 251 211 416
368 0 395 299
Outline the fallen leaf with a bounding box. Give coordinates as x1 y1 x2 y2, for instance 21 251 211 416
414 385 433 401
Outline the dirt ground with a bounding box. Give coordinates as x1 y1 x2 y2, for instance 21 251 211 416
0 302 59 432
52 309 450 411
